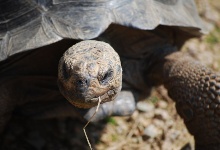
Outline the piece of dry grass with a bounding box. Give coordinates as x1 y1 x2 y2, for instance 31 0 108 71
83 97 102 150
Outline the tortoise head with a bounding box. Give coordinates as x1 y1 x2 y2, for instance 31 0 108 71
58 40 122 108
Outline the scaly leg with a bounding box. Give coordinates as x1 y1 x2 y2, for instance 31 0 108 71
151 51 220 149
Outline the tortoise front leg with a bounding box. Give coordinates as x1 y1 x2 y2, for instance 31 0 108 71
151 51 220 149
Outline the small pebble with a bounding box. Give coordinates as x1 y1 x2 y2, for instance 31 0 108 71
137 101 155 112
144 124 160 138
157 101 168 109
155 109 170 120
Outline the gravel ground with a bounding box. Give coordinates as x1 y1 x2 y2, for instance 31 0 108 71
1 1 220 150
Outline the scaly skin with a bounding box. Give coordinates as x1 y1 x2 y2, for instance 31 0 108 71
159 52 220 149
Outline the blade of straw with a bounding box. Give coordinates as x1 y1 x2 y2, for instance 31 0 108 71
83 97 102 150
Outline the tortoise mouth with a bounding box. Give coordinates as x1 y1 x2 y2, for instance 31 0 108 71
70 88 119 109
89 89 116 103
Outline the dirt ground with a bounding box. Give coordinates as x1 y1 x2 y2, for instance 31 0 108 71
1 1 220 150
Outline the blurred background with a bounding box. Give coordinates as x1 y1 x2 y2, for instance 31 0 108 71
2 0 220 150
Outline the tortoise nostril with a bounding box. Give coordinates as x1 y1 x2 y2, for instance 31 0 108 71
77 78 89 87
77 80 83 85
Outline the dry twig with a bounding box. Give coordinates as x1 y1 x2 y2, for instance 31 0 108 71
83 97 102 150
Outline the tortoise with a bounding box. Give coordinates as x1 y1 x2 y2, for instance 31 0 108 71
0 0 219 149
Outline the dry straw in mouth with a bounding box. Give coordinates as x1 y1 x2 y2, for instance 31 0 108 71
83 97 102 150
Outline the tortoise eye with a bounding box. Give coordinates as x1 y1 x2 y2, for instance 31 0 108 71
100 69 113 84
